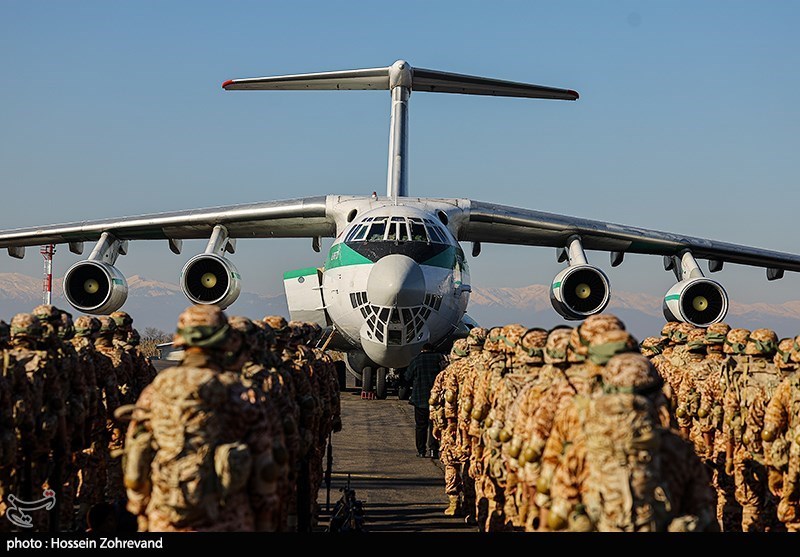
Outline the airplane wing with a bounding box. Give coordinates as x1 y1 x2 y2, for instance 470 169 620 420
0 196 334 256
461 199 800 276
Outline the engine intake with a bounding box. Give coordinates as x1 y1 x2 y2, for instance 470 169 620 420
63 260 128 314
663 278 728 327
550 264 611 320
181 254 241 309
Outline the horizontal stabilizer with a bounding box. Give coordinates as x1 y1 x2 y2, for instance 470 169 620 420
223 60 578 100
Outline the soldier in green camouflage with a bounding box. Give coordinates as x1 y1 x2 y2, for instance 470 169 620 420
124 304 280 531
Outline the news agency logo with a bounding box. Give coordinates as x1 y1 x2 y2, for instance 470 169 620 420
5 489 56 529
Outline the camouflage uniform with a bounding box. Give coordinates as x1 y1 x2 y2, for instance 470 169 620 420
70 316 106 525
498 327 548 529
761 338 800 531
673 328 708 440
8 313 55 531
723 328 783 531
108 311 139 405
0 321 17 531
547 353 717 532
95 316 128 504
524 315 624 529
124 305 280 531
659 322 696 422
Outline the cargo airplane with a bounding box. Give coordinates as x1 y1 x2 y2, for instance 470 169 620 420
3 60 800 398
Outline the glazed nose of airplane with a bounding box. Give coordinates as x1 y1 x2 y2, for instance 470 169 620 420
366 254 426 307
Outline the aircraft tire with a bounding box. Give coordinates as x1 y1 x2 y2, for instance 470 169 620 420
362 366 374 393
375 367 387 399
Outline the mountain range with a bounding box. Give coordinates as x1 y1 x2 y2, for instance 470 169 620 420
1 273 799 341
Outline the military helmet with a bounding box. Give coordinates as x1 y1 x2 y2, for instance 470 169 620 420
228 315 257 337
587 329 639 365
110 311 133 330
287 320 308 344
791 335 800 364
128 328 141 346
545 327 572 364
639 336 668 358
724 328 751 355
774 338 797 370
704 322 731 346
484 326 505 353
745 328 778 356
467 326 488 348
661 321 681 338
499 324 526 354
32 304 60 323
570 314 625 361
97 316 117 335
74 315 101 337
172 304 230 350
686 328 708 353
515 327 548 364
10 313 42 339
263 315 290 342
451 338 469 360
670 322 695 345
601 353 663 395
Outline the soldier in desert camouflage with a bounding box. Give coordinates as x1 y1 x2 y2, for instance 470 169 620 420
8 313 55 530
498 327 548 529
723 327 782 531
546 352 717 532
762 336 800 531
123 304 280 532
0 321 17 531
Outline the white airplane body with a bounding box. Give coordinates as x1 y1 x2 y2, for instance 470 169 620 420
2 60 800 397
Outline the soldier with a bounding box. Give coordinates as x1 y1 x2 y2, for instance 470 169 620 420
126 328 158 395
0 321 17 531
762 337 800 531
123 304 280 531
8 313 54 531
94 316 129 505
499 327 548 529
723 327 782 531
108 311 139 403
70 315 106 528
673 328 708 440
639 335 669 360
546 352 717 532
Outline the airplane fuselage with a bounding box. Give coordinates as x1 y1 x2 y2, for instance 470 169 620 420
321 203 470 369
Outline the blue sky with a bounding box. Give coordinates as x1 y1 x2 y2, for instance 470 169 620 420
1 1 798 310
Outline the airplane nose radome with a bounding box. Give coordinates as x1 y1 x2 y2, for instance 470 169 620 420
366 254 426 307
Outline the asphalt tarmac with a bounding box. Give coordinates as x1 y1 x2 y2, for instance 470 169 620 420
314 375 475 533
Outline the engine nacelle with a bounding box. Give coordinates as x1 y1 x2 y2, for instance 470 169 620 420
663 278 728 327
181 254 241 309
550 264 611 320
63 260 128 314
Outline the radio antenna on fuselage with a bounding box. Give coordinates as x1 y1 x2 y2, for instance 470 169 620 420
223 60 579 201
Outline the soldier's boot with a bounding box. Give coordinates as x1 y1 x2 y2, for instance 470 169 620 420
444 495 460 516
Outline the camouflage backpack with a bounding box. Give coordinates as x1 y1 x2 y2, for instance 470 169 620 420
145 367 253 527
580 393 671 532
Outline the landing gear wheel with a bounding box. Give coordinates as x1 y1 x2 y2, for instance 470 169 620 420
362 366 373 394
375 367 387 399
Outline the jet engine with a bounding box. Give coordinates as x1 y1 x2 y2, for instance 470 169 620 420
181 253 241 309
550 264 611 320
180 224 241 309
63 231 129 314
550 236 611 320
64 260 128 314
663 277 728 327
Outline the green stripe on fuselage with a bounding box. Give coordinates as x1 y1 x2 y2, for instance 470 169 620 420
283 267 319 280
325 243 373 270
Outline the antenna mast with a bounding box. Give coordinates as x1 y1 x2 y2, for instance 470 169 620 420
41 244 55 305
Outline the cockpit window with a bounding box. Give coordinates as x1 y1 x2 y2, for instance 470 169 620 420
348 216 450 244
